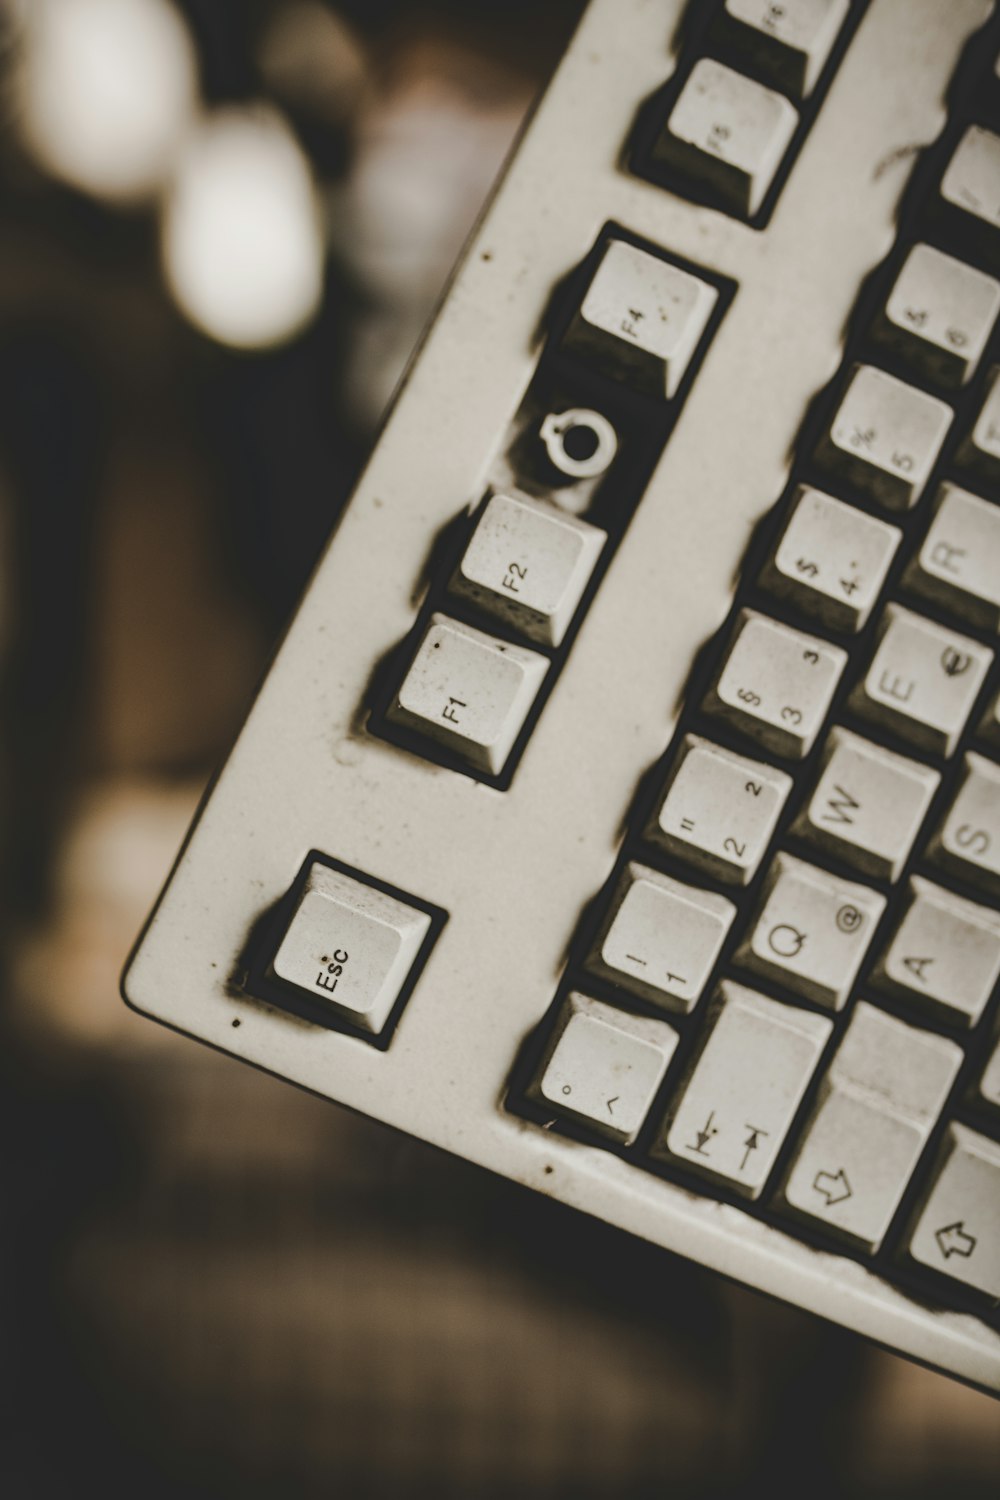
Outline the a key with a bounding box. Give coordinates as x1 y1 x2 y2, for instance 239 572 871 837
563 238 719 398
649 735 792 885
875 243 1000 388
271 862 434 1034
736 852 885 1010
651 58 798 216
851 604 992 756
957 364 1000 481
979 1038 1000 1115
781 1003 961 1253
449 492 605 648
908 1124 1000 1299
719 0 850 98
874 877 1000 1029
705 609 847 758
388 613 548 774
928 752 1000 898
652 980 832 1198
980 688 1000 751
941 126 1000 259
762 485 901 633
528 992 678 1145
587 863 735 1013
794 727 940 880
905 482 1000 633
815 364 952 511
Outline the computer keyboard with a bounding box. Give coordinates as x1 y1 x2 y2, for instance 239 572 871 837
123 0 1000 1393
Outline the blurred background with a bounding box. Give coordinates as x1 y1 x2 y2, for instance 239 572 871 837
0 1 997 1495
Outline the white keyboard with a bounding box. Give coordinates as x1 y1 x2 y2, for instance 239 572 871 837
123 0 1000 1394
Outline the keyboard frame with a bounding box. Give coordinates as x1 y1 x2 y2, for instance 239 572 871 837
123 0 1000 1394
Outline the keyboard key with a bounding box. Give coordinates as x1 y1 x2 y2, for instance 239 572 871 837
851 604 992 756
720 0 850 98
979 1038 1000 1115
928 752 1000 897
905 482 1000 633
587 863 735 1013
649 735 792 885
563 238 718 397
957 364 1000 482
388 613 548 774
941 126 1000 251
653 980 832 1198
815 364 952 511
737 852 885 1010
980 688 1000 750
781 1003 961 1253
762 485 900 633
449 492 605 647
876 244 1000 388
908 1124 1000 1299
271 862 433 1033
528 992 678 1145
874 877 1000 1028
651 58 798 216
705 609 847 758
794 727 940 880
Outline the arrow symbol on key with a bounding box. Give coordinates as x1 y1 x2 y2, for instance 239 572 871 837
606 1096 619 1117
813 1167 852 1207
935 1221 976 1260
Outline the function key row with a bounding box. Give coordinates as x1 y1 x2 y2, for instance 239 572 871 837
379 234 730 781
633 0 857 221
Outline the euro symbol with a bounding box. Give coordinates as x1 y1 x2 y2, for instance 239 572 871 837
941 646 971 677
768 923 806 959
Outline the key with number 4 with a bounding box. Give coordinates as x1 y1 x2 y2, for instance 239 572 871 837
762 486 900 633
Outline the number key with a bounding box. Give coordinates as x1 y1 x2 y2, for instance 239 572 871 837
704 609 847 758
876 243 1000 388
762 485 900 632
816 364 952 511
649 735 792 884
